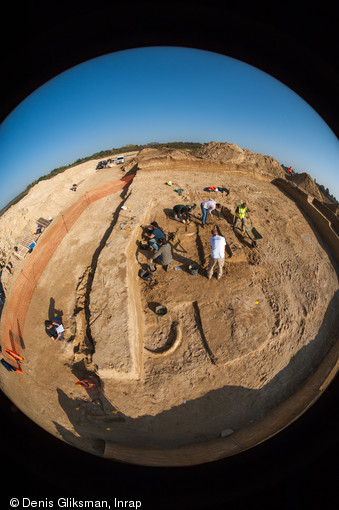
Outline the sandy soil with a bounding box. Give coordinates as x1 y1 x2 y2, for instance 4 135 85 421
0 145 338 460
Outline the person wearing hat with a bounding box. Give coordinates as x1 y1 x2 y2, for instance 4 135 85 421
233 202 249 231
207 228 226 280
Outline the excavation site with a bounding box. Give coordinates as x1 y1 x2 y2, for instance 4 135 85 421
0 142 338 466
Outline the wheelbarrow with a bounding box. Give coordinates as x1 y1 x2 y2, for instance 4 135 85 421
244 219 263 247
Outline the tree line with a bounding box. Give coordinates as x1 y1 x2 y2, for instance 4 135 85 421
0 142 203 215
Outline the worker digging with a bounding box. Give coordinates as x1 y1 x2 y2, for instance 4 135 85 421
200 198 222 228
233 202 249 231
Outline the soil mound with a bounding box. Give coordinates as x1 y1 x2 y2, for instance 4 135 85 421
138 147 195 159
135 147 199 166
192 141 286 179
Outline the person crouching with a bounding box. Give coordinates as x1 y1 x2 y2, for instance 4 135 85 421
149 237 173 271
141 221 166 251
172 204 196 223
45 319 64 343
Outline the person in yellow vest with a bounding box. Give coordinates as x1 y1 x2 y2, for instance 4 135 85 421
233 202 249 231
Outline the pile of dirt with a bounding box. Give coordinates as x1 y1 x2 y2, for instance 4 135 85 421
131 147 199 170
288 172 325 201
123 143 330 205
192 141 287 179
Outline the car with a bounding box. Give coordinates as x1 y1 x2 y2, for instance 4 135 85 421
116 156 125 164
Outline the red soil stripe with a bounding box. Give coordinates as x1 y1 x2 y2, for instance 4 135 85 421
1 174 135 361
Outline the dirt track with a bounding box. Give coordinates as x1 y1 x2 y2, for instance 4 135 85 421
0 147 338 463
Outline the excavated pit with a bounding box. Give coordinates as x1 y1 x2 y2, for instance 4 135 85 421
88 170 338 463
1 160 338 466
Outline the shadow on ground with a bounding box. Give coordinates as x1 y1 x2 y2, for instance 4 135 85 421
53 291 338 456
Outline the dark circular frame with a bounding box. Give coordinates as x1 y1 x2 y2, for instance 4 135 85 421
1 2 338 508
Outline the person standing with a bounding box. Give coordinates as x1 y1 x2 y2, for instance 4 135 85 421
233 202 249 231
207 228 226 280
200 199 221 228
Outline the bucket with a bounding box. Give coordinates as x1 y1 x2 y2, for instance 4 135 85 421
138 241 149 250
148 263 157 273
139 269 152 281
188 263 199 275
155 305 167 316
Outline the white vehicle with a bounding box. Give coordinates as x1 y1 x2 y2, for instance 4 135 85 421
116 156 125 164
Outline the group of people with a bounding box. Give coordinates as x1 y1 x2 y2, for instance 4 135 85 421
139 198 249 280
204 201 249 279
0 196 250 376
140 222 173 271
172 199 222 227
200 199 249 230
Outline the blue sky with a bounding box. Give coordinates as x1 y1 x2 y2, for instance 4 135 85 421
0 46 338 209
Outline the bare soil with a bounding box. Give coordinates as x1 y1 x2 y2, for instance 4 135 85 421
0 145 338 459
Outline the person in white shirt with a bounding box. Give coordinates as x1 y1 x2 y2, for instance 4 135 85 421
207 228 226 280
200 199 221 228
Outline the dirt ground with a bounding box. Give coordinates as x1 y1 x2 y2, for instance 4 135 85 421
0 147 338 459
